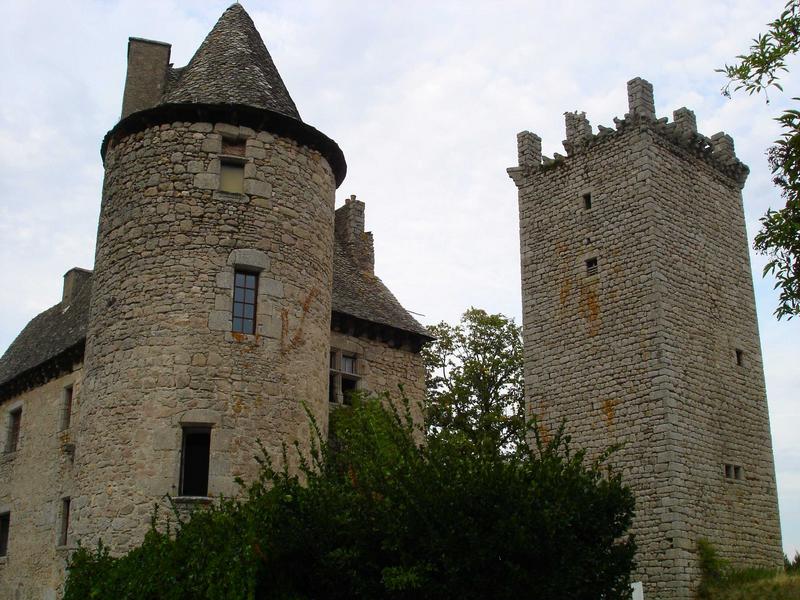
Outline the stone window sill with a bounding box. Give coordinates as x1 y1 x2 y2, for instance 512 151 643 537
212 190 247 203
173 496 213 505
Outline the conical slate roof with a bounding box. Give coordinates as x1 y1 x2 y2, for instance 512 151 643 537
162 3 300 120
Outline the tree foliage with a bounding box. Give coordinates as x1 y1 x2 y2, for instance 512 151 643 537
421 308 525 453
64 396 635 600
719 0 800 320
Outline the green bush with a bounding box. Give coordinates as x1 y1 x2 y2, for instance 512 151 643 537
65 397 635 600
698 539 800 600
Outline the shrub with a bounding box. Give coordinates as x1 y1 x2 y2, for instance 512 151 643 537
65 397 635 600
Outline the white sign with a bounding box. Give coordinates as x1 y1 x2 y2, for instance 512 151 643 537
631 581 644 600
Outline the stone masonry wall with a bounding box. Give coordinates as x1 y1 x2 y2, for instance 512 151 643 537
330 330 426 415
509 79 781 599
512 123 674 596
72 121 336 554
647 133 782 570
0 366 82 600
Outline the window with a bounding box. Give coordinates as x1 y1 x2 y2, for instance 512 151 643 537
232 270 258 334
735 349 744 367
61 385 73 430
585 257 598 276
724 463 744 481
58 497 70 547
0 513 9 557
6 408 21 453
219 160 244 194
329 350 361 405
582 192 592 210
180 427 211 497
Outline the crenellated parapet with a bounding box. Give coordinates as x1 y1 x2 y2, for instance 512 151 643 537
508 77 749 188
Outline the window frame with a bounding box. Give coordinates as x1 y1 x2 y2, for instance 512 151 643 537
5 407 22 453
329 349 361 406
58 497 71 547
231 269 259 335
179 426 212 498
219 158 245 194
0 512 9 557
61 385 74 431
585 257 599 277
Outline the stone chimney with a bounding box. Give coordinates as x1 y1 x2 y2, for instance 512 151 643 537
335 195 375 274
62 268 92 303
120 37 171 119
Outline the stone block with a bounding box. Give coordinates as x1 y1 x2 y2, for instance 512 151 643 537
194 172 218 190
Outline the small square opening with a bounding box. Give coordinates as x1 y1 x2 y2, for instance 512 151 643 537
735 349 744 367
582 193 592 210
585 257 598 277
220 160 245 194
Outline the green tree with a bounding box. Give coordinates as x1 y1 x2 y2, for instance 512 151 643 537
64 397 636 600
720 0 800 320
421 308 525 453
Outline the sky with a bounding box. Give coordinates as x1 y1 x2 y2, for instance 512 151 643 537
0 0 797 558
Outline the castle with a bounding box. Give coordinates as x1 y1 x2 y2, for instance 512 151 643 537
0 5 430 598
509 78 783 598
0 5 783 600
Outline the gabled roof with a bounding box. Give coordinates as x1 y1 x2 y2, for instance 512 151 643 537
0 279 91 398
162 4 300 120
332 240 430 339
0 240 430 399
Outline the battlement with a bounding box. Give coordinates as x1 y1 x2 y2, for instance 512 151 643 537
508 77 749 188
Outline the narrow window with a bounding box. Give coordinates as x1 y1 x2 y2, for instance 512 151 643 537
219 160 245 194
582 192 592 210
341 355 357 375
585 257 598 277
61 385 74 431
735 349 744 367
232 270 258 334
329 350 361 405
58 497 71 546
0 513 9 557
180 427 211 497
6 408 21 453
734 465 743 481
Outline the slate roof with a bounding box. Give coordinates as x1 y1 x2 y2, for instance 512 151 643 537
332 242 430 338
0 278 92 395
161 4 300 120
0 242 430 396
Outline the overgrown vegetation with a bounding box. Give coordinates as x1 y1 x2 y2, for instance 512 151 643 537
64 396 635 600
697 539 800 600
719 0 800 320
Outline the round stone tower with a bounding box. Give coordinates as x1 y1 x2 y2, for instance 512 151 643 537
72 4 346 551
